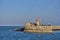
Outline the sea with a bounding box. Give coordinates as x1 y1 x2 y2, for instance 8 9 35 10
0 26 60 40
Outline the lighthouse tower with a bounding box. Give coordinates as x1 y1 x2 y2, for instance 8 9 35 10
36 17 40 26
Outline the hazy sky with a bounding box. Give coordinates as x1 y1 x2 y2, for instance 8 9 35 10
0 0 60 26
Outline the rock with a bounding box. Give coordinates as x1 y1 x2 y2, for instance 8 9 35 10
14 28 25 31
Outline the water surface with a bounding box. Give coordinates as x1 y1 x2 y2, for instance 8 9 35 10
0 26 60 40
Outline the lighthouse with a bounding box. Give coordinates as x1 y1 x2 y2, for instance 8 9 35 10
36 17 40 26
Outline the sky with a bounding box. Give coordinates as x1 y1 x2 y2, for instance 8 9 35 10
0 0 60 26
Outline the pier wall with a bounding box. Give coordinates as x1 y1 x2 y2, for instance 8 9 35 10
24 22 60 32
24 26 53 32
52 26 60 29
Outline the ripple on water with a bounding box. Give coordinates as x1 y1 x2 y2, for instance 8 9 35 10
0 31 60 40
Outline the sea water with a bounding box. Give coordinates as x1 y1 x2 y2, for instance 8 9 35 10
0 26 60 40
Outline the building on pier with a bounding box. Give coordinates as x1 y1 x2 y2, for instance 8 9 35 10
24 17 60 32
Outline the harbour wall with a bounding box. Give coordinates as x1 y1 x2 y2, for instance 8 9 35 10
24 26 60 32
24 26 53 32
